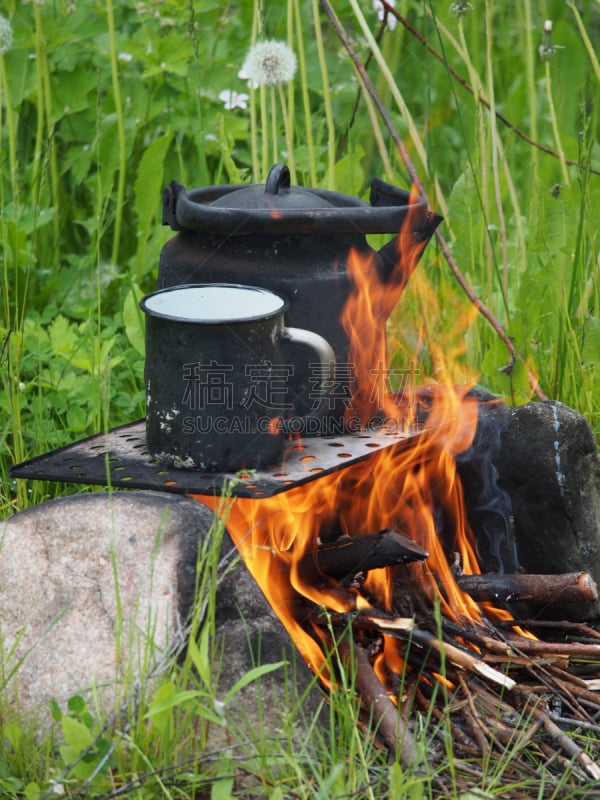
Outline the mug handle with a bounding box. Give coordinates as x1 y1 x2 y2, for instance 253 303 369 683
280 327 335 426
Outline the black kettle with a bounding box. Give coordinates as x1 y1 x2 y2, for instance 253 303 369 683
158 164 442 433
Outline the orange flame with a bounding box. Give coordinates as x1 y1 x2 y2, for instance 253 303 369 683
198 189 520 695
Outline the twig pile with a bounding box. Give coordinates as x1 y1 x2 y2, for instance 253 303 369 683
301 534 600 794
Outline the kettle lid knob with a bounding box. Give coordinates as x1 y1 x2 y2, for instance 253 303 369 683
265 163 291 195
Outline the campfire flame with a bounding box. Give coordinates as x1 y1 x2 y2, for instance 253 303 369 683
199 192 519 696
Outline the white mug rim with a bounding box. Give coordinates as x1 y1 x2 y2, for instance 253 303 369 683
140 283 287 323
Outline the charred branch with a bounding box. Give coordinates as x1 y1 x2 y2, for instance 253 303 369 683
456 571 598 606
303 529 428 585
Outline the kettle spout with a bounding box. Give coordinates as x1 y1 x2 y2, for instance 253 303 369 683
415 210 443 244
369 177 442 284
376 208 443 285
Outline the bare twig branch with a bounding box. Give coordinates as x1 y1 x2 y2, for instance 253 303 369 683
319 0 548 400
379 0 600 177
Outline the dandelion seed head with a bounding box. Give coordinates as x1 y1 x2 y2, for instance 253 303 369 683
0 15 13 55
450 1 474 17
240 40 297 87
538 19 561 62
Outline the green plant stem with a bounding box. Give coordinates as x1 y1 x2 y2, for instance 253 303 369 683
105 0 127 266
278 84 296 183
248 85 260 182
362 88 393 178
484 1 509 304
320 0 547 402
248 4 260 182
0 52 18 334
31 5 46 211
0 56 17 202
285 0 297 184
569 0 600 86
520 0 538 173
311 0 336 188
260 84 268 180
456 17 493 298
347 0 429 180
270 86 278 167
544 61 570 187
33 4 60 269
293 0 316 185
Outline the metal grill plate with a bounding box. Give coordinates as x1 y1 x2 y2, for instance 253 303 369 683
10 420 422 498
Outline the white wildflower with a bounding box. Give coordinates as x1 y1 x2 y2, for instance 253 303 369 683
373 0 397 31
0 14 13 55
218 89 250 110
539 19 562 62
240 40 297 88
118 52 133 63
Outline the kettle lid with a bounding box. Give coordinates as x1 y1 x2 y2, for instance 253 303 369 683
162 162 435 236
211 164 336 211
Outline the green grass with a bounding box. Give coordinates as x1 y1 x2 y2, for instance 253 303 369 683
1 0 600 796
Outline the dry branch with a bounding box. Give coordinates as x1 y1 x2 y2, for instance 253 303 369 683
457 571 598 606
337 637 418 766
319 0 548 400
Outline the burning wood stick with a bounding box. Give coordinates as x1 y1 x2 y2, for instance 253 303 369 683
456 571 598 606
313 529 428 582
336 637 418 766
363 615 516 690
501 638 600 660
316 608 516 690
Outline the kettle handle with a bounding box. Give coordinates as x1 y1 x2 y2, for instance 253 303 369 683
265 163 291 194
279 327 336 430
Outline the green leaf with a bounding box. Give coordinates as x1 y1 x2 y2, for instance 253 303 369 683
67 694 86 715
51 68 97 123
222 661 287 706
189 625 213 689
48 315 78 358
334 146 365 196
211 754 235 800
2 723 23 751
123 285 145 357
50 698 63 722
134 132 173 231
61 716 94 751
58 745 96 781
24 783 41 800
583 317 600 367
67 405 88 432
145 689 203 717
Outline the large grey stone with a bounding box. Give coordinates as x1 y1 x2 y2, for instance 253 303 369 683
0 490 321 733
0 491 214 717
214 535 323 723
497 401 600 611
458 398 600 618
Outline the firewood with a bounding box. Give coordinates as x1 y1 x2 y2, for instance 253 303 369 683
363 614 516 690
302 529 428 584
456 571 598 606
510 688 600 782
336 637 418 766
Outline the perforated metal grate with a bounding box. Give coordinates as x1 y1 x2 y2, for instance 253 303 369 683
10 420 422 498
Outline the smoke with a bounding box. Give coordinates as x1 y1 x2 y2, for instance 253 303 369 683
455 391 520 574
